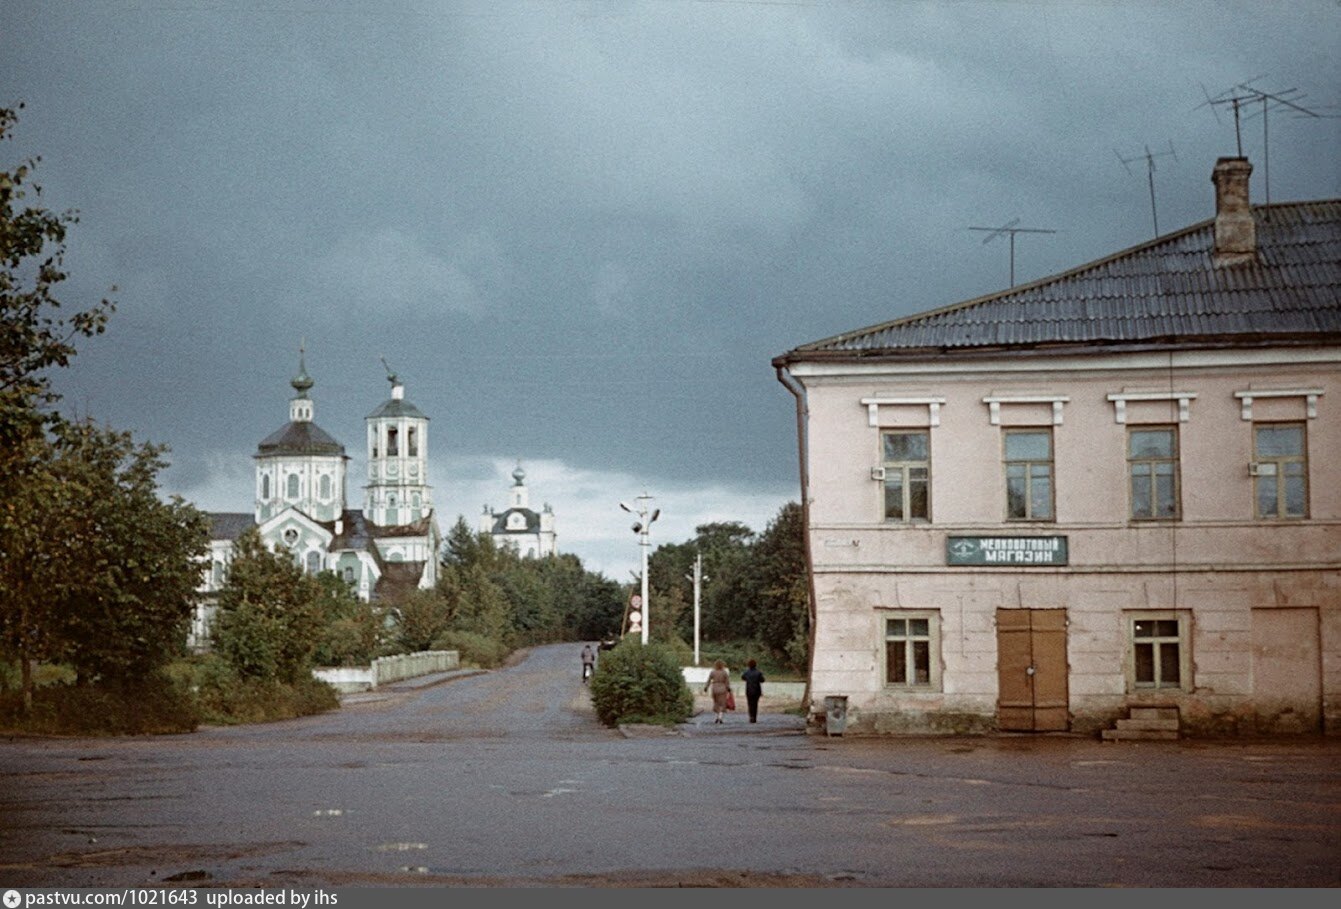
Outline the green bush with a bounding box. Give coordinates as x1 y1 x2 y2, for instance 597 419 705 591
589 639 693 727
431 629 511 669
172 655 338 726
0 675 199 736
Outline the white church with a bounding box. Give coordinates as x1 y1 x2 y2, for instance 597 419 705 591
194 353 442 644
479 463 557 559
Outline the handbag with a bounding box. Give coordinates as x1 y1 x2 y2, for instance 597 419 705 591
725 690 736 711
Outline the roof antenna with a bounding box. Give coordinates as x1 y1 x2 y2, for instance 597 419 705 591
1196 76 1328 217
1115 141 1177 238
966 218 1058 287
1195 74 1268 157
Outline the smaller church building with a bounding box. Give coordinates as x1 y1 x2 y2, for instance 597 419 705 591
480 464 557 558
193 355 441 646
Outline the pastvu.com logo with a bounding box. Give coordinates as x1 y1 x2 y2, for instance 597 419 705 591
4 889 22 908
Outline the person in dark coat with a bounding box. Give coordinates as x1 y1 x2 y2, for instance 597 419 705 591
741 659 766 723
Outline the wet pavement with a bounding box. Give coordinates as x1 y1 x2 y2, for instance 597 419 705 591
1 643 1338 888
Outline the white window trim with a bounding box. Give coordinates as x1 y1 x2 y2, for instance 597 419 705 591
879 429 932 523
1106 391 1198 424
1234 388 1322 421
1125 610 1192 694
879 609 943 691
982 394 1070 426
860 396 946 428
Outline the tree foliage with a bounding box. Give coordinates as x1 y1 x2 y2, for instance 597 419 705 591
0 104 114 448
211 527 325 683
384 520 625 663
588 638 693 726
48 421 210 685
645 503 809 672
1 106 205 718
310 571 385 667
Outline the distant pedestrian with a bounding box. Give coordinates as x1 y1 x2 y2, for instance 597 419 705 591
741 659 766 723
581 644 596 682
704 660 732 724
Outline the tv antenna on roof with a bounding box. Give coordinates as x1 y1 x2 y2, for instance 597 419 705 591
1196 76 1328 212
1116 141 1177 238
966 219 1058 287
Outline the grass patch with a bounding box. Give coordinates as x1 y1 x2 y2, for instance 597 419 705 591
0 677 199 736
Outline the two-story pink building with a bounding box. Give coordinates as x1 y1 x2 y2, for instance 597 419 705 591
774 158 1340 737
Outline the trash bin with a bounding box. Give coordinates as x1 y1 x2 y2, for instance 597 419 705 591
824 695 849 736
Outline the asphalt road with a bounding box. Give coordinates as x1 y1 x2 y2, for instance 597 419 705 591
1 643 1338 888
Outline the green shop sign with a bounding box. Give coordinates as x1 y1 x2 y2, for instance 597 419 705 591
946 535 1068 566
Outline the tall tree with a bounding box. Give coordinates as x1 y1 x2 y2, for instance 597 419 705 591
747 502 809 670
212 528 324 683
0 104 114 448
51 420 209 686
1 106 210 712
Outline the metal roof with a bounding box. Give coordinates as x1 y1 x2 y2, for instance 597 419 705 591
329 509 373 551
777 200 1341 362
373 561 429 602
255 420 347 458
367 397 427 420
208 512 255 541
489 507 542 535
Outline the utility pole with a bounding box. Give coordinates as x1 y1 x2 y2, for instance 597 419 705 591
620 492 659 645
686 553 706 666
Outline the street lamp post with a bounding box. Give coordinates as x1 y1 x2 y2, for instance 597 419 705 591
620 492 659 645
686 553 707 666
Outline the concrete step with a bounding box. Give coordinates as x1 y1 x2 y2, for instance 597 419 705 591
1129 707 1179 722
1102 728 1179 742
1115 717 1180 732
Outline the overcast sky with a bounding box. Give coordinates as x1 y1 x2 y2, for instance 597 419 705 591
3 1 1338 580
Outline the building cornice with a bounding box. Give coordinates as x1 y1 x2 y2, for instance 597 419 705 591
784 344 1341 381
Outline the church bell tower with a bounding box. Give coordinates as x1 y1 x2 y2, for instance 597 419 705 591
364 360 431 527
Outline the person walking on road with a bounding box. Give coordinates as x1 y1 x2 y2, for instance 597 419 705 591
741 659 766 723
704 660 732 724
581 644 596 682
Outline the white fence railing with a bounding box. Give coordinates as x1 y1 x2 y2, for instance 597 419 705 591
313 650 459 693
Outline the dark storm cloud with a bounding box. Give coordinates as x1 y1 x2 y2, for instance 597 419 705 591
2 0 1337 575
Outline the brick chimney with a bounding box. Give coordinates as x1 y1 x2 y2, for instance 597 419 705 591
1211 157 1256 267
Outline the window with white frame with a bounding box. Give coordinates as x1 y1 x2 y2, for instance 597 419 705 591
1127 612 1190 691
1004 429 1053 521
882 430 930 523
1253 423 1307 519
1128 426 1180 520
286 473 299 499
305 551 321 575
883 612 940 689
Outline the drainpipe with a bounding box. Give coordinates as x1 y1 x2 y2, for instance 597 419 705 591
774 362 820 726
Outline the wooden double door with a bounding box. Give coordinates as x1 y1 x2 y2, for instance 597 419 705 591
996 608 1069 732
